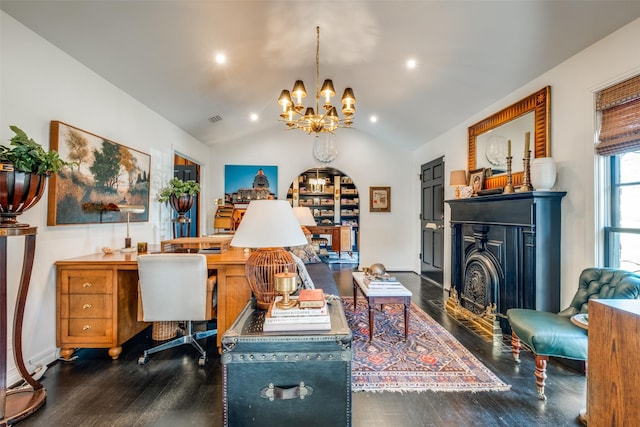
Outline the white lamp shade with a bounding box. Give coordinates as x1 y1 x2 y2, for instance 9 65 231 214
292 206 317 226
230 200 308 248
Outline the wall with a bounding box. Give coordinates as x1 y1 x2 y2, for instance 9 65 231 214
414 17 640 308
207 127 416 270
1 12 210 384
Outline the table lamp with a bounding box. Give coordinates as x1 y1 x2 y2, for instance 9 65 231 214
116 204 145 252
230 200 308 309
292 206 317 234
450 170 467 199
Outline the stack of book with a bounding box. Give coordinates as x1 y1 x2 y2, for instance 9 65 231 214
363 274 403 289
263 290 331 332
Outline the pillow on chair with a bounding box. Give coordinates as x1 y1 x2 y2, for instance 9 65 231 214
289 252 315 289
289 233 321 264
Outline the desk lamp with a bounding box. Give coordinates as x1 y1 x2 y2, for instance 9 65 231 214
230 200 307 309
117 204 145 253
292 206 317 235
450 170 467 199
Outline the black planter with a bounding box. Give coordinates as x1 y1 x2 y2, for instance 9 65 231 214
0 163 48 228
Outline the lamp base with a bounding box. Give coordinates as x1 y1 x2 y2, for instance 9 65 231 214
120 246 137 253
245 248 297 310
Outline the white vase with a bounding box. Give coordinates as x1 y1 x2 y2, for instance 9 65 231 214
530 157 557 190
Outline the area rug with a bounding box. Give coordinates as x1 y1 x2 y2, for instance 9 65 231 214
342 297 511 393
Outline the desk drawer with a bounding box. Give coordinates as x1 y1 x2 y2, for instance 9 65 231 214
62 294 110 319
64 318 111 340
61 270 112 294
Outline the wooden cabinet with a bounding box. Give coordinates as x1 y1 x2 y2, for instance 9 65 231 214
587 299 640 425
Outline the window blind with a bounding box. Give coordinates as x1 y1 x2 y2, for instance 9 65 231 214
595 74 640 156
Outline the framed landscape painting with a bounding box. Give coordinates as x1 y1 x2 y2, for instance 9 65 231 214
47 121 151 225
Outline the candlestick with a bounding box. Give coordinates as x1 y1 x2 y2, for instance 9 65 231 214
524 132 530 157
503 156 514 194
507 139 511 158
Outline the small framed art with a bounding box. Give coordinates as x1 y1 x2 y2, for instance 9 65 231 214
369 186 391 212
469 168 485 196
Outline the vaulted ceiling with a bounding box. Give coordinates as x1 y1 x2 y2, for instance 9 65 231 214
3 1 640 151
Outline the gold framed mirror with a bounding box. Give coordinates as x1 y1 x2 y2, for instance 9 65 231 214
468 86 550 190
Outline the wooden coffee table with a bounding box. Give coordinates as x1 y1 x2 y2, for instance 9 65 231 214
352 272 412 341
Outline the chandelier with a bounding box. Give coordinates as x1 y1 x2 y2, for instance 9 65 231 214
277 26 356 136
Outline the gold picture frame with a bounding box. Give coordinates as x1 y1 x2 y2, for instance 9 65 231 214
468 168 485 196
370 186 391 212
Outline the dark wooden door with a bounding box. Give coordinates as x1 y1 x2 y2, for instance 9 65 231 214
421 157 445 285
174 164 198 237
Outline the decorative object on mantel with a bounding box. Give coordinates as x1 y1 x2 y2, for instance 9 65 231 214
468 168 485 196
230 200 308 310
449 170 467 199
116 203 145 252
503 139 515 194
530 157 557 190
0 125 75 228
277 26 356 137
520 131 534 191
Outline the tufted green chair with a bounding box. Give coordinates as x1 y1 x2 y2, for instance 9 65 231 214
507 267 640 400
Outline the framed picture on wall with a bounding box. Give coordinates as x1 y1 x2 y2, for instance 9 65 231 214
47 121 151 225
224 165 278 204
469 168 485 196
369 186 391 212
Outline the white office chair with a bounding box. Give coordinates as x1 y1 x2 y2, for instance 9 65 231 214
137 253 217 366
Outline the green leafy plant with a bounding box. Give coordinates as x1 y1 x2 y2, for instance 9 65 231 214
0 125 76 174
158 177 201 203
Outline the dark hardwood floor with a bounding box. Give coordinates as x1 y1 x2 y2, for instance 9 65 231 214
14 267 586 426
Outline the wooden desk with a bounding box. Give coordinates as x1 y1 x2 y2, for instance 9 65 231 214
55 247 251 359
307 225 352 256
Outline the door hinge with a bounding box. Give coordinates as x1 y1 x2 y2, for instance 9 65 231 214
419 213 422 220
418 253 422 259
418 173 423 181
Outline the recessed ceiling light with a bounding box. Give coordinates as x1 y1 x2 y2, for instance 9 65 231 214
250 113 259 122
370 115 378 123
406 58 417 69
215 53 226 65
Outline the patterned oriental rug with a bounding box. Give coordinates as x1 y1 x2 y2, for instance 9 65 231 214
342 297 511 393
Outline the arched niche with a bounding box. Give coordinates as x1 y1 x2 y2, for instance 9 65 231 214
287 167 359 256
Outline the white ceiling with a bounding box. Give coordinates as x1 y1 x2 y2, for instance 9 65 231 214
3 1 640 151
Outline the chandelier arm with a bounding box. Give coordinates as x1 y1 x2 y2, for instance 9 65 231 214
315 26 320 119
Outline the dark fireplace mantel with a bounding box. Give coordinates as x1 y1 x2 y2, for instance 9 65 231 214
446 191 566 329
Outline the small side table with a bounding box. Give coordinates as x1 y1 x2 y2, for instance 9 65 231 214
352 272 412 341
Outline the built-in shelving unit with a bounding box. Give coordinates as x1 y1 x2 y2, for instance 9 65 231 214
287 167 359 254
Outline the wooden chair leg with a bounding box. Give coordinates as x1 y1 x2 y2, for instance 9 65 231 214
511 331 521 363
534 355 548 400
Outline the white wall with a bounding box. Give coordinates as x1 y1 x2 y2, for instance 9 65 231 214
1 12 210 384
414 17 640 308
207 127 416 270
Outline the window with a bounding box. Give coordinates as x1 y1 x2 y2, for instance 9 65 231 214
597 74 640 272
604 151 640 271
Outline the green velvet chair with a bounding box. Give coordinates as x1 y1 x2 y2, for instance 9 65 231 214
507 267 640 400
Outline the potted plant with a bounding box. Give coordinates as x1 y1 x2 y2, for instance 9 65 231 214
0 125 75 228
158 177 201 219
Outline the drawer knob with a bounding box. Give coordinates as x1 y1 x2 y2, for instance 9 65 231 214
83 282 93 288
83 325 92 331
83 304 93 310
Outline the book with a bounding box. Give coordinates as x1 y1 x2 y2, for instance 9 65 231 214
297 288 325 308
264 314 330 324
262 319 331 332
268 296 328 317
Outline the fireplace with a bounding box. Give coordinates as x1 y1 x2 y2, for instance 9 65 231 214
446 191 566 336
